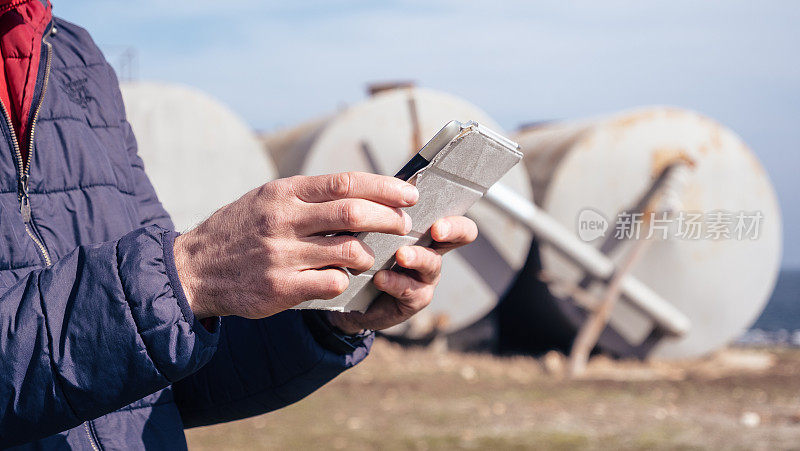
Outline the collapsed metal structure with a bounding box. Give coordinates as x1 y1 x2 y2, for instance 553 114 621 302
506 108 781 361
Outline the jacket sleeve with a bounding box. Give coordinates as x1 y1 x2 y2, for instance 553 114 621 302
0 226 220 448
111 66 373 428
172 312 373 428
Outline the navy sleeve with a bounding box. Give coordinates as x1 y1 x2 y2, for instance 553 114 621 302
172 312 372 428
107 60 373 429
0 226 220 448
0 60 221 447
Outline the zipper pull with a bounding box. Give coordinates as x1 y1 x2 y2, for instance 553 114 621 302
19 174 31 223
20 196 31 223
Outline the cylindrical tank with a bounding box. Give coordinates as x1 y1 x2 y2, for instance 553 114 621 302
263 86 534 339
503 107 782 359
121 82 277 231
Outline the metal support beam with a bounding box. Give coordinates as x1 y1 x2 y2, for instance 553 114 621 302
482 183 691 337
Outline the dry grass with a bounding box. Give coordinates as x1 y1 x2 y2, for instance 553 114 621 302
186 339 800 450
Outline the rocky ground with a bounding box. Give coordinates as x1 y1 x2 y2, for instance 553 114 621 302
186 339 800 450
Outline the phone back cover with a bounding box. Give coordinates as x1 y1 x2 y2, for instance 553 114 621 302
294 125 522 312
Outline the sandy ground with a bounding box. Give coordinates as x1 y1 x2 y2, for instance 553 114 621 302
186 339 800 450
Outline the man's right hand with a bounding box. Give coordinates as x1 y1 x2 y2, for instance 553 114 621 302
173 172 419 320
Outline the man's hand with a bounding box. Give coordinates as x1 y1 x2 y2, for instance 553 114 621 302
324 216 478 334
174 172 419 319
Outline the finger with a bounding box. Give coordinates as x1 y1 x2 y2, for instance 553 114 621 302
297 235 375 273
373 270 433 311
293 268 349 301
298 198 412 236
395 246 442 284
291 172 419 207
430 216 478 254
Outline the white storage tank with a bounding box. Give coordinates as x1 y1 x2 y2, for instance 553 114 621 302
121 82 277 231
504 107 782 359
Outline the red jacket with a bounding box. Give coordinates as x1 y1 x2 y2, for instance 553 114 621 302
0 0 51 163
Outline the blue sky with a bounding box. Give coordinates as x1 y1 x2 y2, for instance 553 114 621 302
55 1 800 267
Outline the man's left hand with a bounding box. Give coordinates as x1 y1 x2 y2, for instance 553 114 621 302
324 215 478 334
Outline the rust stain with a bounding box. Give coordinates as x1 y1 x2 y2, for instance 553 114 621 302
661 106 685 118
367 80 415 97
710 126 723 151
611 109 660 128
651 147 696 178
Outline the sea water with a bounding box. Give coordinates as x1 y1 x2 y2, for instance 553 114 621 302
737 268 800 347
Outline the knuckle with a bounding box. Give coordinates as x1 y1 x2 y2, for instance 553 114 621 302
399 285 416 300
327 272 349 296
257 211 284 235
430 254 443 274
340 239 358 261
341 201 366 228
349 240 374 269
280 177 300 196
328 172 353 198
408 289 433 311
262 178 293 199
360 249 375 269
260 237 282 257
392 209 407 232
419 297 432 310
255 181 273 198
414 299 432 313
261 269 284 297
420 288 435 307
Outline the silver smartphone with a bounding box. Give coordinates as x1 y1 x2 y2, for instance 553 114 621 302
294 120 523 313
394 120 519 180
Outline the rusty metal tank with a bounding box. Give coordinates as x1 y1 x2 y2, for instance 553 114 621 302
120 81 277 231
263 86 534 340
502 107 782 359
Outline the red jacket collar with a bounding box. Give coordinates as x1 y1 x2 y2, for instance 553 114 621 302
0 1 50 14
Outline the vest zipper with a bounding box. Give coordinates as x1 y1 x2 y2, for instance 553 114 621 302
84 420 102 451
2 27 54 267
3 24 102 450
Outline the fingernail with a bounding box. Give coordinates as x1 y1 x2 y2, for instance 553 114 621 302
403 211 413 234
399 247 414 264
374 271 387 286
435 221 450 239
402 185 419 205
